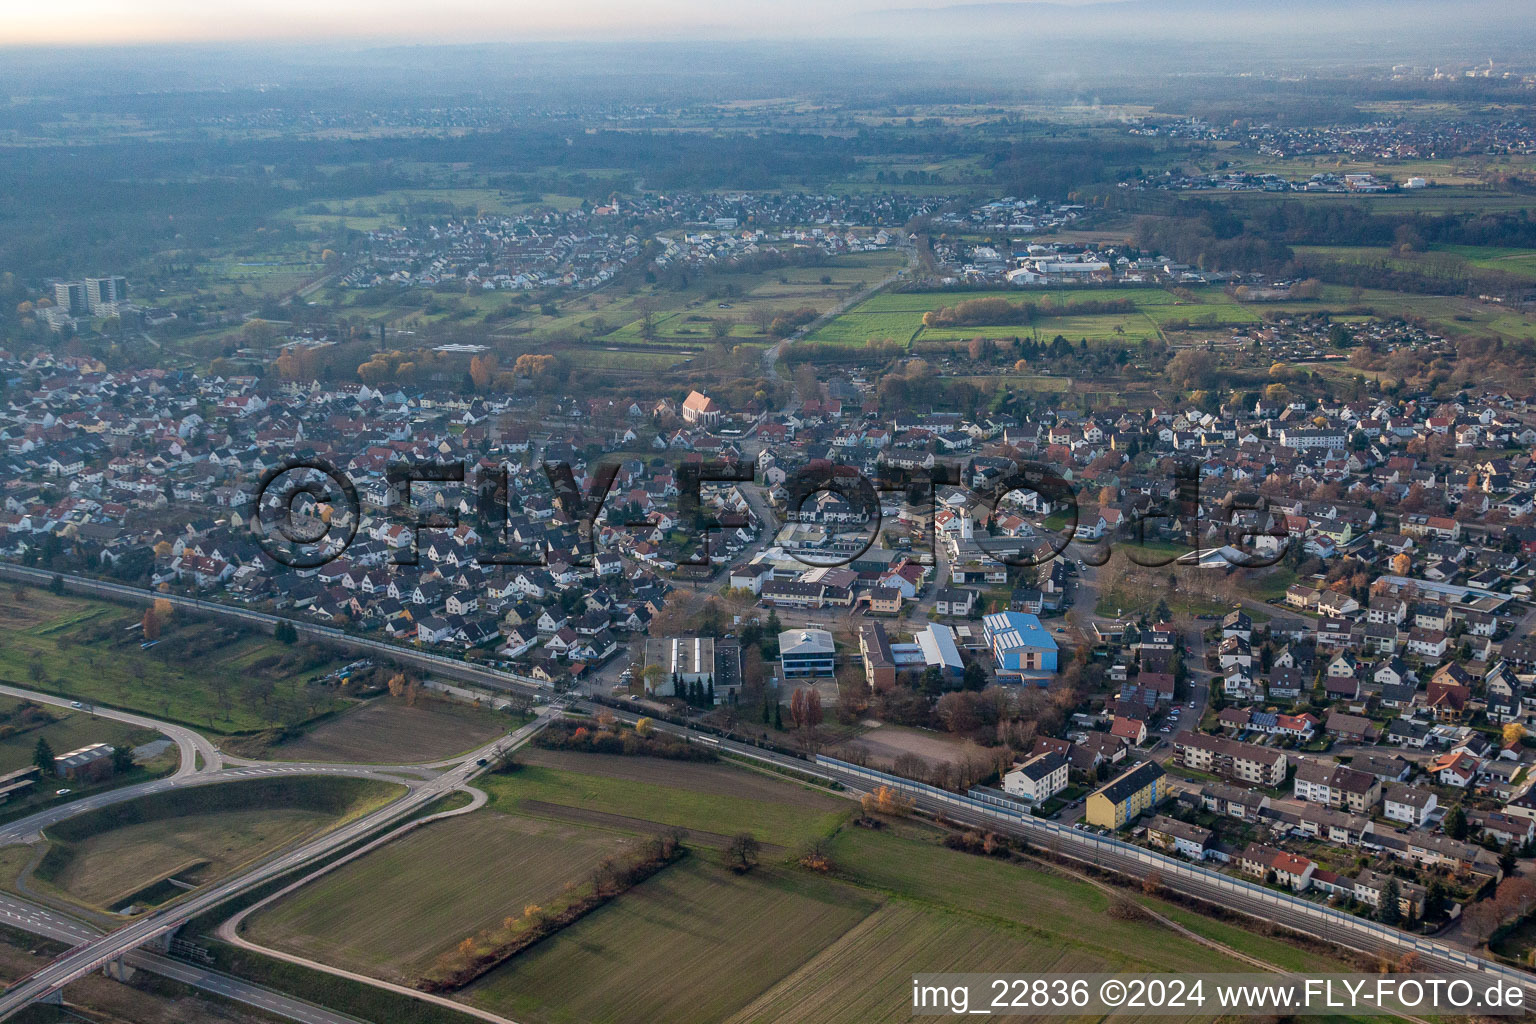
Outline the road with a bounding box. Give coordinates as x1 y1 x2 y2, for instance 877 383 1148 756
3 564 1532 1011
0 683 222 778
0 708 552 1019
0 754 430 848
0 563 556 706
761 246 912 382
208 773 526 1024
1065 552 1209 745
578 708 1536 996
214 780 520 1024
0 892 367 1024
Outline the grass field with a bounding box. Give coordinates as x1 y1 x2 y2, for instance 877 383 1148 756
562 347 702 370
31 777 401 914
927 373 1073 391
463 858 877 1024
249 696 513 764
233 743 1375 1024
0 589 347 733
1218 152 1530 187
288 188 585 233
1176 186 1536 214
340 249 904 339
805 285 1259 348
486 748 850 851
599 251 904 346
724 901 1116 1024
1295 243 1536 283
1232 280 1536 343
200 258 322 295
460 816 1364 1024
0 698 161 775
824 826 1231 972
40 808 339 911
1436 243 1536 278
245 811 633 982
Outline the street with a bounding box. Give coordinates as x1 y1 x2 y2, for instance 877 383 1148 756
0 686 554 1020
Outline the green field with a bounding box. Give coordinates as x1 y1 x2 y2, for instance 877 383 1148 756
246 811 632 982
246 696 513 765
1175 186 1536 215
460 817 1363 1024
1222 279 1536 343
202 258 322 293
1435 244 1536 278
563 347 702 370
463 858 877 1024
0 589 347 733
29 777 402 914
483 749 851 851
1218 154 1499 186
288 188 586 233
928 373 1074 392
599 251 905 346
805 285 1259 348
1295 243 1536 283
233 743 1375 1024
336 249 904 340
0 698 161 776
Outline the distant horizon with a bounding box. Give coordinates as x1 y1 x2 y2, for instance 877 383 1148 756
0 0 1514 49
3 0 992 47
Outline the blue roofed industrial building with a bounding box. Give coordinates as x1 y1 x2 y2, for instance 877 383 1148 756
982 611 1059 682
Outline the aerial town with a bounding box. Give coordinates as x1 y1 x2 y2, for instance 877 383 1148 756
5 7 1536 1023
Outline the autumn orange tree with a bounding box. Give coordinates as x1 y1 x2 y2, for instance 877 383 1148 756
860 784 915 817
798 837 833 873
386 672 420 706
469 354 498 391
789 687 823 729
513 353 558 380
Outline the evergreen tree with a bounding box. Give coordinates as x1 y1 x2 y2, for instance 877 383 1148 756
1446 804 1469 840
761 697 771 724
1424 880 1449 919
1377 878 1402 926
962 661 987 691
32 737 54 773
707 680 716 705
773 701 783 730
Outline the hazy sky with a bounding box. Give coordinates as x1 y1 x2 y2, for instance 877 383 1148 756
4 0 1521 56
6 0 1079 45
